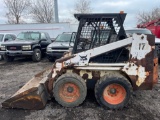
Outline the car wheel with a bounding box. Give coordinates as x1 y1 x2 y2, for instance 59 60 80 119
3 55 14 62
95 72 132 110
53 73 87 107
32 49 41 62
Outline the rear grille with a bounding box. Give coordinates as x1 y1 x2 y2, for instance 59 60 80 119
7 46 21 50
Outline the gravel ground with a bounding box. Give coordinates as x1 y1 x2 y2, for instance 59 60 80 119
0 58 160 120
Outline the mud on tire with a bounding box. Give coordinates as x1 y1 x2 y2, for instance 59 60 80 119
95 72 133 109
53 73 87 107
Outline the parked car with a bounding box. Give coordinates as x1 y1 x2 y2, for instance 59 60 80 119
0 33 16 60
46 32 76 62
125 28 152 37
0 31 52 62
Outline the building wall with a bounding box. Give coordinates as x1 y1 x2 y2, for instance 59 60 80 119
0 23 78 39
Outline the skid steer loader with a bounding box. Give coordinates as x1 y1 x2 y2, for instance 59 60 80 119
2 12 158 110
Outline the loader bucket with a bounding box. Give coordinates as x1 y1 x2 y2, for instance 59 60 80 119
2 68 52 110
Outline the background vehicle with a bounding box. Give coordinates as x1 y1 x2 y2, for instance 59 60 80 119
0 33 16 60
125 28 152 37
0 31 52 62
137 19 160 38
46 32 76 62
2 13 158 110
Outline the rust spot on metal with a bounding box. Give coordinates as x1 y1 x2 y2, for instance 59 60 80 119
86 70 91 72
72 69 80 75
82 73 88 80
152 46 155 49
48 68 65 94
59 83 80 103
66 69 101 81
48 78 55 94
2 88 47 110
55 55 75 63
153 58 158 84
122 34 157 90
141 36 144 40
145 72 149 76
56 70 61 74
92 71 100 80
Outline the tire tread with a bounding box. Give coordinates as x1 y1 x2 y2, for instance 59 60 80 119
95 72 133 110
53 73 87 107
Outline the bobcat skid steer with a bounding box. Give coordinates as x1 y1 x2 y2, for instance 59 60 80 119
2 12 158 110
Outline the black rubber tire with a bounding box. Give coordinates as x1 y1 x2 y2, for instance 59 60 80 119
0 55 2 60
3 55 14 62
95 72 132 109
53 73 87 107
32 49 41 62
1 55 4 60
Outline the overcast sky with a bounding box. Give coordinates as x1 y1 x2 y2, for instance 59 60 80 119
0 0 159 28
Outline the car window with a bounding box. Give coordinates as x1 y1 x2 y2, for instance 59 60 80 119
4 34 13 42
70 33 76 42
30 33 40 40
11 34 16 40
17 32 40 40
45 33 49 39
41 33 47 39
55 34 72 42
0 34 4 42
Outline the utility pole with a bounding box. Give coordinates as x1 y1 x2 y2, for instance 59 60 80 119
54 0 59 23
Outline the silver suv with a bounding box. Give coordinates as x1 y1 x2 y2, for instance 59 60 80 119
46 32 76 62
125 28 152 37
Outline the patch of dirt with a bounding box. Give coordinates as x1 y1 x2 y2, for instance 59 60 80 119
0 58 160 120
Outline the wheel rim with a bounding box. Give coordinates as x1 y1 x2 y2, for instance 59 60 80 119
59 82 80 103
36 52 40 60
103 83 126 105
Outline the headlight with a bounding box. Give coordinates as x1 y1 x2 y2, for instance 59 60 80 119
22 45 31 50
0 46 6 51
47 47 52 51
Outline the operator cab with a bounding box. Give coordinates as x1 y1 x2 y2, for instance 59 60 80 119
73 13 128 63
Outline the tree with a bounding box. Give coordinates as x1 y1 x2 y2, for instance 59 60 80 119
30 0 54 23
137 7 160 24
74 0 92 14
4 0 31 24
63 0 92 23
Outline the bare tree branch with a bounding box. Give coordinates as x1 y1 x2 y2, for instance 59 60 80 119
74 0 92 14
4 0 31 24
60 18 74 23
61 0 92 23
137 7 160 24
30 0 54 23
